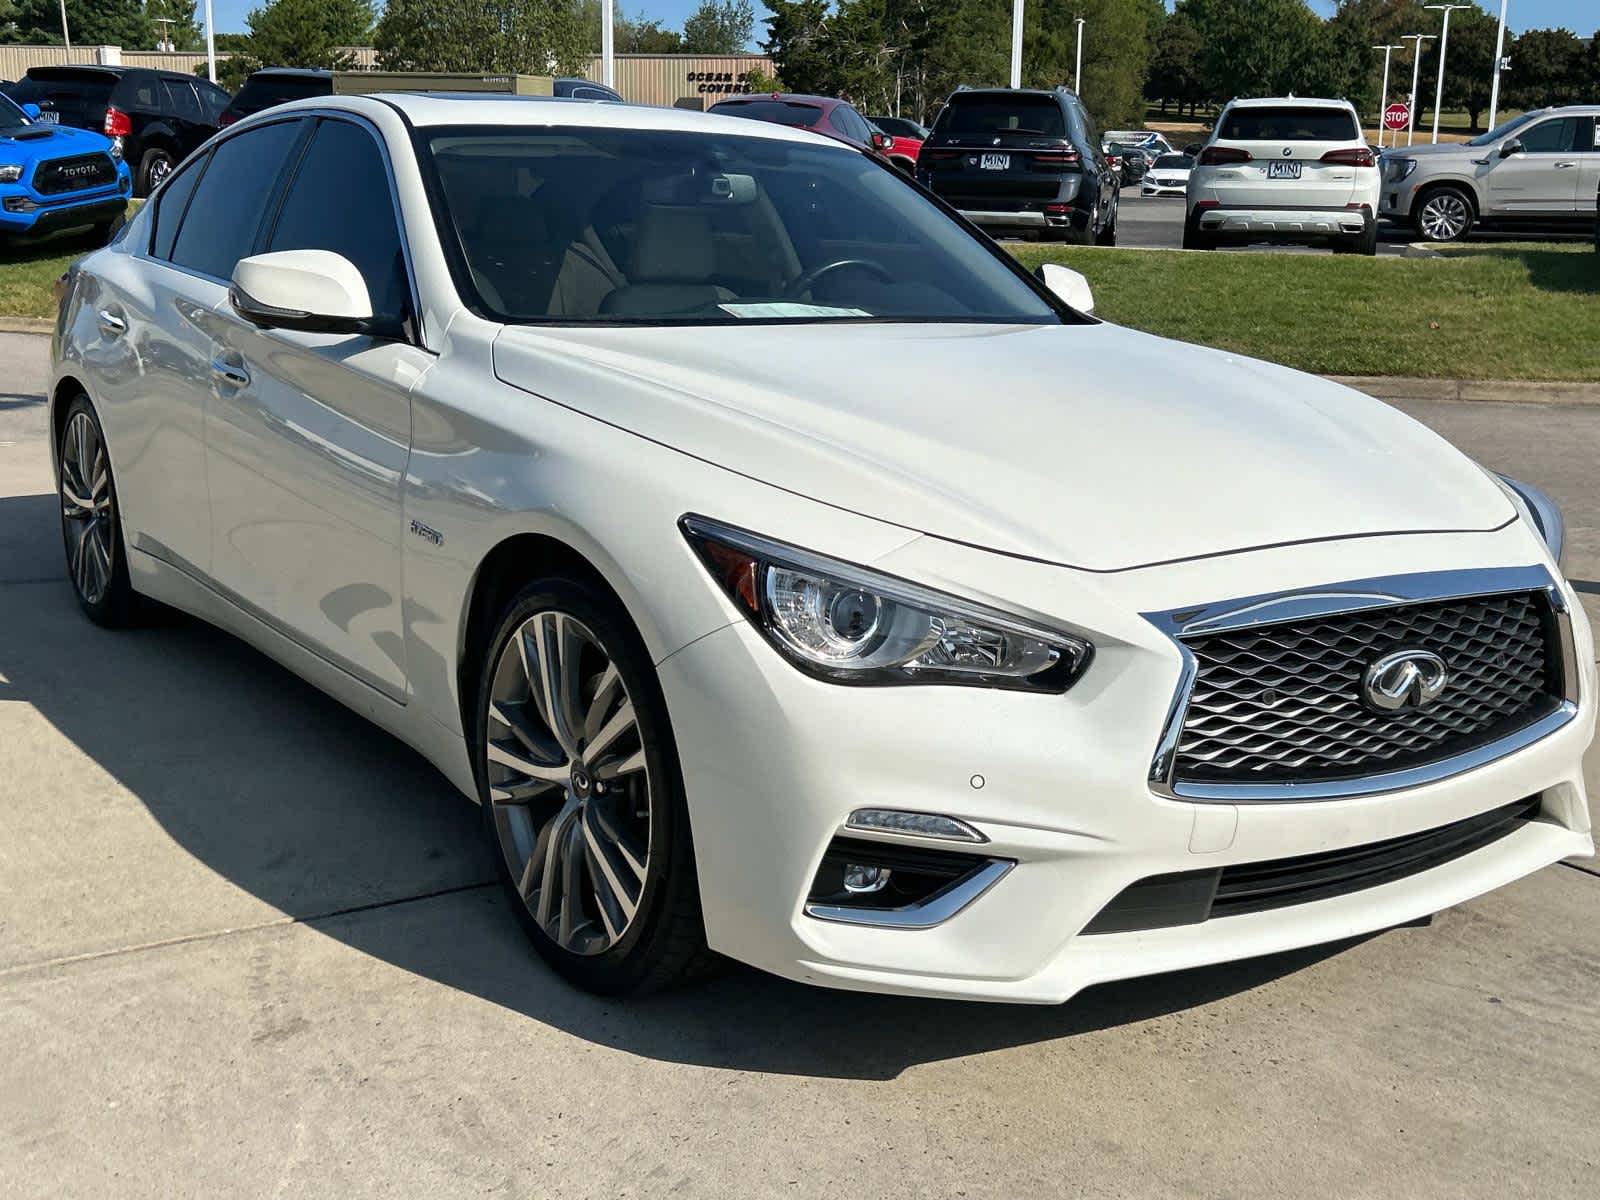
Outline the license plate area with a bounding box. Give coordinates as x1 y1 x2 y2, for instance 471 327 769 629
1267 161 1302 180
34 111 60 124
979 154 1011 171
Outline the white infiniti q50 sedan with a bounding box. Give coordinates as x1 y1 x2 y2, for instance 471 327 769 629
50 94 1594 1002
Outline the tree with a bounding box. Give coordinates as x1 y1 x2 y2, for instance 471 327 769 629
1179 0 1324 102
1146 10 1204 115
3 0 149 46
375 0 589 76
1505 27 1586 110
681 0 754 54
580 1 684 53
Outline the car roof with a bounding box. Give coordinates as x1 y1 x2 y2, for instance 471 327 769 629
712 93 844 110
290 92 846 148
250 68 333 79
1224 96 1355 110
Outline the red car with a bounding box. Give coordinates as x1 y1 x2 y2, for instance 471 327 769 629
868 115 929 173
707 93 894 161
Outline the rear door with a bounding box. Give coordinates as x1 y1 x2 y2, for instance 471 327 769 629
159 76 210 158
1486 116 1586 214
203 115 427 701
1209 104 1364 209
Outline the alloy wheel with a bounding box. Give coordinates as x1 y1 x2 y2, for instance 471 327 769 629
1419 192 1470 241
485 610 653 956
148 155 172 190
59 410 115 606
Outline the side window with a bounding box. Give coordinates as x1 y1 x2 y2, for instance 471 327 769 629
1519 118 1577 154
572 86 618 102
150 152 206 259
170 120 304 281
197 82 231 122
266 119 410 321
119 73 161 110
162 79 203 122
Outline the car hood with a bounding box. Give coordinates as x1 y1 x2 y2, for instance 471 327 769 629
492 321 1514 572
1384 141 1476 159
0 122 114 158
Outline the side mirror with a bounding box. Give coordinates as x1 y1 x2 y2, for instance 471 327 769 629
21 102 41 120
230 250 381 336
1500 139 1523 158
1034 262 1095 315
870 130 892 152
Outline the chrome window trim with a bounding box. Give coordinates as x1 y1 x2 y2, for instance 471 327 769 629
1144 565 1578 803
803 859 1013 929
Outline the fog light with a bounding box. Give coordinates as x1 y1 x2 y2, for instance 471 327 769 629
842 863 891 894
846 809 986 843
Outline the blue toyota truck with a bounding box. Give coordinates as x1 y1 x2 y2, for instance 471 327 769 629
0 90 131 246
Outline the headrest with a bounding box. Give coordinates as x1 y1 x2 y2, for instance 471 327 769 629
630 205 714 283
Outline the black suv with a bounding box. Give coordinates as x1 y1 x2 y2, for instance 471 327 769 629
917 87 1119 244
6 66 230 195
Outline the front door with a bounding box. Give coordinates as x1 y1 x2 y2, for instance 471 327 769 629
1485 116 1585 214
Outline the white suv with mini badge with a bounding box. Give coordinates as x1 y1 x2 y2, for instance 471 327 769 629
1185 97 1381 254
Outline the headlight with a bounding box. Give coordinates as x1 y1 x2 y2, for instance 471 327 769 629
682 516 1092 692
0 164 22 183
1496 474 1565 569
1385 157 1417 182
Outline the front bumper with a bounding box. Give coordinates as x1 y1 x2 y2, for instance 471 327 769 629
658 524 1594 1003
0 178 130 238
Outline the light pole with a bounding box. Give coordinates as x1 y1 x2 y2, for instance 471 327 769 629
1074 17 1085 95
1372 44 1400 148
58 0 70 57
204 0 216 83
602 0 615 88
1010 0 1024 90
1426 5 1470 144
1402 34 1434 147
1488 0 1510 130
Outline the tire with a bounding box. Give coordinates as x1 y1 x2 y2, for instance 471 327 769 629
474 575 711 996
57 394 141 627
1413 185 1474 243
1348 218 1378 256
1182 211 1215 250
136 147 175 197
1095 199 1118 246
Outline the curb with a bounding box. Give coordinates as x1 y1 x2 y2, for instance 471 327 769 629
1401 242 1442 258
1330 376 1600 405
0 317 53 335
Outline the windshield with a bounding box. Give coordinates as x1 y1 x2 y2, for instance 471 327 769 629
709 100 824 129
422 126 1060 326
0 93 31 131
1465 111 1542 147
935 94 1067 138
8 71 115 121
1218 106 1359 141
1154 154 1192 169
871 117 928 140
230 74 329 115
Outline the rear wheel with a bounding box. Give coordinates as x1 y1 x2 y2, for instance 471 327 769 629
1413 186 1474 243
136 148 175 197
475 576 710 996
1182 210 1216 250
58 394 140 627
1095 196 1118 246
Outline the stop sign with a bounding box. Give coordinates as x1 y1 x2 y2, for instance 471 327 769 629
1383 103 1410 131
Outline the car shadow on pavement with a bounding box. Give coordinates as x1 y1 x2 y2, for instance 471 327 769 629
0 491 1367 1080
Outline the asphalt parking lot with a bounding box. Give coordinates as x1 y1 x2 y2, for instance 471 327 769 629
1 329 1597 1198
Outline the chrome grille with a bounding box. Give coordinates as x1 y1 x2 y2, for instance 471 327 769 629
1173 590 1559 784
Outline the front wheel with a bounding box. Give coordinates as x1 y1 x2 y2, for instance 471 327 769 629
1413 186 1474 243
475 576 710 996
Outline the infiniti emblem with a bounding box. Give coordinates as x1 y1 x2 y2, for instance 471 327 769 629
1362 649 1449 712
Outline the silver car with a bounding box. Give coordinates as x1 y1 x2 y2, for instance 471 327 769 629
1380 106 1600 242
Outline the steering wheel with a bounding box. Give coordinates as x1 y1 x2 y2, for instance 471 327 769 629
784 258 894 300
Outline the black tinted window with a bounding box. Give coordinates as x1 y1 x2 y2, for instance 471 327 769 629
8 71 115 120
268 119 409 320
710 100 823 128
117 73 161 110
196 81 231 121
1218 106 1359 141
162 79 203 122
936 94 1066 138
1519 118 1579 153
571 86 620 102
229 74 330 116
170 120 303 280
150 153 206 259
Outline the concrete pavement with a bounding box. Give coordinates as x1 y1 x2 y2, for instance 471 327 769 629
1 332 1597 1198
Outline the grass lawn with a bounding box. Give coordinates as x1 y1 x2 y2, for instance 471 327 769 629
1008 242 1599 382
0 234 91 320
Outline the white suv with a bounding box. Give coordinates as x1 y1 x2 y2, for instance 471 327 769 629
1185 97 1381 254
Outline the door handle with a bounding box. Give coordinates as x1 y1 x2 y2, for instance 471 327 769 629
210 356 250 389
1554 161 1577 169
97 308 126 337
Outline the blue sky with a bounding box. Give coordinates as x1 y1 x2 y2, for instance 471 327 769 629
201 1 1583 38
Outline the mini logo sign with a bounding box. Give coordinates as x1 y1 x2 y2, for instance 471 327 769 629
1362 649 1449 712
